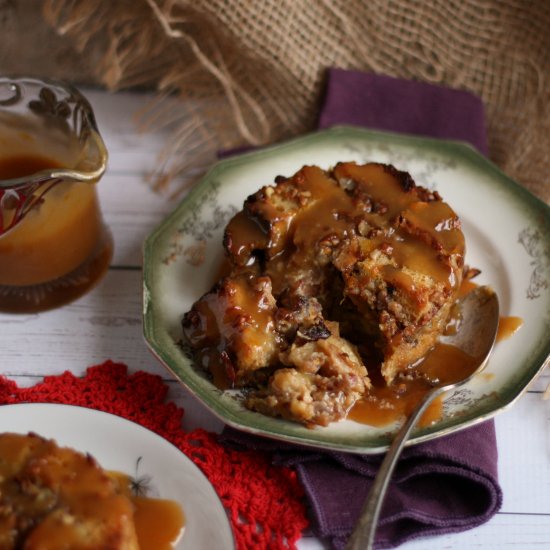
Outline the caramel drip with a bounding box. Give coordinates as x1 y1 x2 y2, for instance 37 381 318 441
333 162 417 219
390 230 454 287
224 210 268 265
497 316 523 342
291 165 355 254
401 200 465 254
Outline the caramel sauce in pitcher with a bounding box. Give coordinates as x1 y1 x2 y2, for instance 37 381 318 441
0 153 58 179
0 153 112 313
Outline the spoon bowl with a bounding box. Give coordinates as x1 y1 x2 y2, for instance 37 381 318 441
346 285 500 550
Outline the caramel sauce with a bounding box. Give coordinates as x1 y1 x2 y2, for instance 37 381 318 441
291 166 355 253
0 153 58 179
0 154 101 286
401 199 464 254
391 230 453 286
458 278 478 297
0 433 184 549
350 342 479 428
497 316 523 342
133 496 185 549
110 472 185 550
224 210 268 264
349 388 444 429
215 256 233 280
202 349 234 390
416 341 480 386
458 281 523 343
0 154 112 312
332 162 416 219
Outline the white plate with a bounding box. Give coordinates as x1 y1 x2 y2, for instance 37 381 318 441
0 403 234 550
143 126 550 453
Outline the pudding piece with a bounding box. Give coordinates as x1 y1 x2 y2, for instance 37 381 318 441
331 163 464 382
0 432 139 550
182 272 280 387
183 162 465 426
246 319 369 426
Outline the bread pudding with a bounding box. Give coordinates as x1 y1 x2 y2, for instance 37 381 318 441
0 432 186 550
0 432 139 550
182 162 465 427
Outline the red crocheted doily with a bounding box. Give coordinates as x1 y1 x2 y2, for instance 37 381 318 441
0 360 309 549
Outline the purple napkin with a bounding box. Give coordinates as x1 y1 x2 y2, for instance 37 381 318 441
318 69 488 156
222 69 502 549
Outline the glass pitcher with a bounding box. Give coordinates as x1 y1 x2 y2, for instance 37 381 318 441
0 77 112 313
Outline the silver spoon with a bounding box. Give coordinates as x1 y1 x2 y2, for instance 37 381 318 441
346 285 500 550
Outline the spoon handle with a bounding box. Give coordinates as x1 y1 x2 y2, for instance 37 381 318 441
345 388 442 550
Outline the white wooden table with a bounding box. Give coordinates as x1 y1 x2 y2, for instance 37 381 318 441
1 89 549 549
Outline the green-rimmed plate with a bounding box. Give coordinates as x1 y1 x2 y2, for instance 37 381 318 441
143 126 550 454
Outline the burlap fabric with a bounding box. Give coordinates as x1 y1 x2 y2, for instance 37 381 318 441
41 0 548 202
